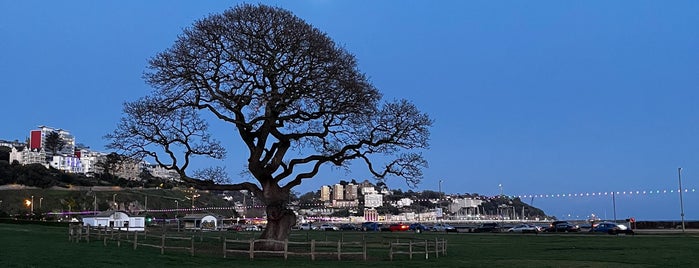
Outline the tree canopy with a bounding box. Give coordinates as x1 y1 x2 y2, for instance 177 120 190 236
107 4 432 243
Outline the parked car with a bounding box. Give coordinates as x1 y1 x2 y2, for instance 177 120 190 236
409 223 429 232
474 222 501 233
388 223 410 232
590 222 634 235
339 223 358 231
507 224 540 233
361 222 381 231
545 221 580 232
244 225 261 231
431 223 457 232
319 223 339 231
299 223 316 230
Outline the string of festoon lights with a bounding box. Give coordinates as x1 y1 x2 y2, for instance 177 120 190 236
514 188 696 199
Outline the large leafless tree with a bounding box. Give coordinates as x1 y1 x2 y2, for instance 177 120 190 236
107 4 432 247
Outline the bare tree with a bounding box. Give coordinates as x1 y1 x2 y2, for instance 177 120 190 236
108 4 432 248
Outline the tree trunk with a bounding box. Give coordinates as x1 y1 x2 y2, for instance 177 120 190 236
255 201 296 251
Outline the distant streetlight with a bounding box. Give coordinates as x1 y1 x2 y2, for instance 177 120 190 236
39 197 43 209
113 193 117 204
678 168 686 232
24 199 32 213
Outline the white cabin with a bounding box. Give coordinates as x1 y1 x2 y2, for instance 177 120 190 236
81 211 145 231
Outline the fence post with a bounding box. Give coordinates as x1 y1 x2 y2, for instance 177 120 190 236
362 238 367 261
424 239 428 260
337 239 341 261
284 239 289 260
249 240 255 260
389 241 393 261
444 239 448 256
117 231 121 247
311 240 316 261
409 240 413 260
161 234 165 255
133 232 138 250
434 237 439 259
86 226 90 243
223 238 227 259
191 235 195 256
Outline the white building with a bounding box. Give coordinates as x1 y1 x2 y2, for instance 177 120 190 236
364 193 383 208
361 186 377 195
333 184 344 200
50 155 84 173
397 197 413 207
320 185 331 201
9 146 47 166
146 164 181 181
81 211 146 231
30 125 76 157
78 149 106 176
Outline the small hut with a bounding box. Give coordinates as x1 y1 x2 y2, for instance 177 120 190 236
81 210 145 231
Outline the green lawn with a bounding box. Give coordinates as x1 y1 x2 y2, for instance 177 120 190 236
1 223 698 268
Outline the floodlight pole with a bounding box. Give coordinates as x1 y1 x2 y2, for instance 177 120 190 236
678 167 686 232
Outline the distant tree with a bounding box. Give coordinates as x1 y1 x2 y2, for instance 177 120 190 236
107 4 431 248
0 146 10 162
95 152 127 178
44 131 65 155
192 166 230 184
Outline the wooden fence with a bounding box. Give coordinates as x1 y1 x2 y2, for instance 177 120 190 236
68 224 447 261
223 238 368 260
388 237 448 260
69 224 195 256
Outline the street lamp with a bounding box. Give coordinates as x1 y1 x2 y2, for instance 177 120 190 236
39 197 43 209
113 193 117 204
31 196 34 215
678 167 686 232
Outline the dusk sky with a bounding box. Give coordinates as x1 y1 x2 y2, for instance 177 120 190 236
2 1 698 220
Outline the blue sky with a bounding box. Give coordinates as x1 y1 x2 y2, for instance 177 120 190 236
1 1 698 220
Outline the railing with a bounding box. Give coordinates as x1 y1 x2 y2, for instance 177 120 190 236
388 237 447 260
223 238 367 260
69 224 448 261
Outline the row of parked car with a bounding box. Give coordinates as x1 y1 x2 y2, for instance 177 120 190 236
298 221 633 235
479 221 633 235
298 222 458 232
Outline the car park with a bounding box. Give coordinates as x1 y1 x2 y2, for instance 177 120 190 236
474 222 501 233
431 223 457 232
388 223 410 232
590 222 634 235
545 221 580 232
506 224 540 233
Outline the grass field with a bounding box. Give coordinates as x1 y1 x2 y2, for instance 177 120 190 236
1 223 699 268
